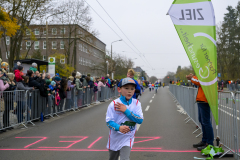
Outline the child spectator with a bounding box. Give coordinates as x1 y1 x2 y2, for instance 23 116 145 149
106 77 143 160
14 66 24 82
49 81 56 91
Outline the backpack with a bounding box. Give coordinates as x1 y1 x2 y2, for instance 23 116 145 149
93 86 98 92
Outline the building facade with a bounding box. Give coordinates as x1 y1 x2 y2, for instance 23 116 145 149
0 24 106 77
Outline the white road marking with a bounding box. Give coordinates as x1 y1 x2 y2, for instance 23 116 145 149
145 105 150 111
150 100 152 103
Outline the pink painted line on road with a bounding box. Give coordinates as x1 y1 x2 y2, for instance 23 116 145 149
87 137 103 149
134 137 160 144
0 148 200 152
38 136 88 149
15 137 47 149
132 147 162 150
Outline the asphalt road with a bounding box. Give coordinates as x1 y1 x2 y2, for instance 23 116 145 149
0 87 235 160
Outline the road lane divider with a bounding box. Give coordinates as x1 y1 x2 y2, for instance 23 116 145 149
150 100 152 103
145 106 150 111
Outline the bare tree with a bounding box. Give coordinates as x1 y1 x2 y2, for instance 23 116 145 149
52 0 98 69
1 0 52 71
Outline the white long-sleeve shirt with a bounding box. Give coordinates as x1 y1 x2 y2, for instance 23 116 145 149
106 97 143 151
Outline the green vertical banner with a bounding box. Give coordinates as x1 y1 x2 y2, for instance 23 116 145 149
168 0 218 125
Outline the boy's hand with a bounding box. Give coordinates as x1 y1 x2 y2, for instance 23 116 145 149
115 102 127 112
119 126 130 134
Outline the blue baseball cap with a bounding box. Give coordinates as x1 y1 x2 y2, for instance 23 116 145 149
118 78 137 88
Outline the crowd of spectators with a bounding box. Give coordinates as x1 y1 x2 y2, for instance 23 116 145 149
0 61 148 133
0 62 124 133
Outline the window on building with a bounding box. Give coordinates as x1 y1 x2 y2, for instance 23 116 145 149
79 57 81 64
60 56 65 64
60 41 64 49
26 41 31 49
52 28 57 35
60 28 65 34
26 29 31 35
6 51 9 59
83 58 85 66
52 41 57 49
83 45 87 53
43 28 47 35
43 55 46 61
34 41 39 49
79 30 83 37
43 41 46 49
79 43 83 51
6 36 10 45
35 28 39 35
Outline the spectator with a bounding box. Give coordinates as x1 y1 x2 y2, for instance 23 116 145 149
55 76 61 85
57 78 67 112
14 65 24 82
3 73 16 130
72 72 76 84
93 78 98 102
98 79 106 99
49 81 56 91
29 63 37 73
75 72 83 108
186 73 214 151
16 76 34 123
45 73 51 81
0 72 9 92
0 71 9 132
66 76 75 110
88 77 94 89
27 70 44 88
13 61 21 73
81 75 88 88
105 74 111 85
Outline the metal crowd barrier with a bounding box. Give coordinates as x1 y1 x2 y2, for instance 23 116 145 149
169 84 239 159
0 85 119 131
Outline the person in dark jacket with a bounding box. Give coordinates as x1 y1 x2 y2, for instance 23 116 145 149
27 70 46 96
12 62 21 73
57 78 67 112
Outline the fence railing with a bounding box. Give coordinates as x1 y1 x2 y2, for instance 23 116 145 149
0 86 119 131
169 84 239 160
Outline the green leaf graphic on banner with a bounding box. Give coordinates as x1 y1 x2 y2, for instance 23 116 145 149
168 0 218 124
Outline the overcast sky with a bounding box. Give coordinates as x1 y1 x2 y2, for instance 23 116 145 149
85 0 239 78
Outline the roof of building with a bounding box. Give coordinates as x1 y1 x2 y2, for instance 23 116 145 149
14 59 48 66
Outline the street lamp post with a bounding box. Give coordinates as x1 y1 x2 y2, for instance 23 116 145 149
111 39 122 79
106 61 109 75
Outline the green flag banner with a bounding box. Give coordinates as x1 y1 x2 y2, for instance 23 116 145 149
168 0 218 125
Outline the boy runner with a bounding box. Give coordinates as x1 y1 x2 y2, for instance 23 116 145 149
106 77 144 160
